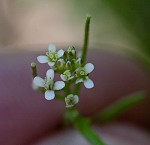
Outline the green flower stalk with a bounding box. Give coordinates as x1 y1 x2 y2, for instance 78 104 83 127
31 15 104 145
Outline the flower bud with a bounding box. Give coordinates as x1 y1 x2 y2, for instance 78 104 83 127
31 62 37 78
65 60 72 70
66 46 76 59
65 94 79 108
74 57 82 68
56 59 65 70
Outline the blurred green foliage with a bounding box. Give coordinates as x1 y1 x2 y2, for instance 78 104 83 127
104 0 150 70
104 0 150 52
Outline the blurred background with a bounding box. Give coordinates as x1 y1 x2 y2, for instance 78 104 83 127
0 0 149 61
0 1 150 144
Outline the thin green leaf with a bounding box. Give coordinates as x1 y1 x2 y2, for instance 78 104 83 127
96 92 146 123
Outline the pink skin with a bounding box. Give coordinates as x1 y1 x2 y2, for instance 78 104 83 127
0 50 149 145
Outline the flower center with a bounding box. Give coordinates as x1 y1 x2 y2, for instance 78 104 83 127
63 70 72 80
80 70 86 75
44 78 53 90
75 68 88 80
77 68 87 76
46 51 57 62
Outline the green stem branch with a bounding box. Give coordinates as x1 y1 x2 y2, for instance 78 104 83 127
74 15 91 95
94 92 146 123
31 62 37 78
82 15 91 65
65 109 106 145
65 15 107 145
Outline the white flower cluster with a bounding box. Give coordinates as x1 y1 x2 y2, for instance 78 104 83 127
32 44 94 108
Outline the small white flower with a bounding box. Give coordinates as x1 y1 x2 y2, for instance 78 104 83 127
75 63 94 89
33 69 65 100
60 70 74 81
37 44 64 67
65 94 79 108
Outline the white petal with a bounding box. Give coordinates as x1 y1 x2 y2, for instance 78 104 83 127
32 82 39 90
84 79 94 89
37 56 49 63
54 81 65 90
74 95 79 104
60 74 67 81
75 78 84 84
48 44 56 52
46 69 54 80
84 63 94 74
48 62 55 67
33 76 44 87
57 49 64 58
45 90 55 100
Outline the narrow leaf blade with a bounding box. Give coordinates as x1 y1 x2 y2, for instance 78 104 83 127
97 92 146 123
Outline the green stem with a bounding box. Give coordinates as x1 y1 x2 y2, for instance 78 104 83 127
31 62 37 78
74 84 81 95
65 81 71 96
74 118 106 145
65 15 107 145
74 15 91 95
64 109 106 145
82 15 91 65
